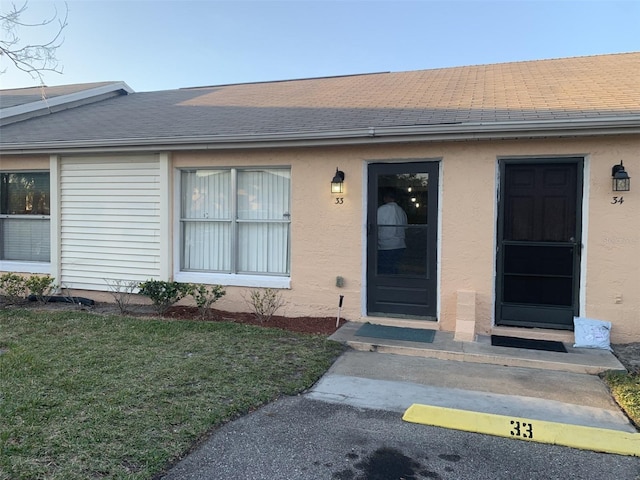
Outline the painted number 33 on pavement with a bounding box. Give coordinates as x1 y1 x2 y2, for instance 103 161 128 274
510 420 534 439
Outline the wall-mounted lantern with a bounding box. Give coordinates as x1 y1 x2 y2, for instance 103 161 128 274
612 161 630 192
331 168 345 194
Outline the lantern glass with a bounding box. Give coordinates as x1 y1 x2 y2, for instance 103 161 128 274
611 162 630 192
613 176 630 192
331 169 345 194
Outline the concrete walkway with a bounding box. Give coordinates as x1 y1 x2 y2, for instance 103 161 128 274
330 321 626 375
310 322 637 434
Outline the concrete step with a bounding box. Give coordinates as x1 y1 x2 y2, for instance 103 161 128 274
329 322 626 375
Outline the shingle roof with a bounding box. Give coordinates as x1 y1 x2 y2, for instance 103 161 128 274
1 53 639 151
0 82 119 109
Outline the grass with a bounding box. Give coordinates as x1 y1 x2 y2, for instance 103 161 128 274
602 371 640 428
0 308 344 480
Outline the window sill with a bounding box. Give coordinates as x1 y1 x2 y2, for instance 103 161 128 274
174 271 291 289
0 261 51 275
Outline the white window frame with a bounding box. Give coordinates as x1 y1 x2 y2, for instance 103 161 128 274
173 167 291 289
0 260 51 275
0 170 52 274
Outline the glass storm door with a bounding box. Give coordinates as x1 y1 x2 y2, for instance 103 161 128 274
367 162 439 318
496 159 583 329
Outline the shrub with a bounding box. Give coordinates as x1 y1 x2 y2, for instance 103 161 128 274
138 280 191 315
104 279 139 314
25 274 57 303
188 284 226 319
0 273 28 305
244 288 286 322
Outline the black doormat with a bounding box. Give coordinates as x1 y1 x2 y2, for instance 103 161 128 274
491 335 568 353
355 323 435 343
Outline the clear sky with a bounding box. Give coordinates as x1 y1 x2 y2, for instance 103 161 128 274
1 0 639 92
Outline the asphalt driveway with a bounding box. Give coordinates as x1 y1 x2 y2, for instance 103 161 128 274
161 395 640 480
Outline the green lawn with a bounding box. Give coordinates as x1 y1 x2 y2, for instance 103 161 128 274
602 371 640 428
0 308 344 480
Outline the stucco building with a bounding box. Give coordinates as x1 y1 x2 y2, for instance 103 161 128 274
1 52 638 343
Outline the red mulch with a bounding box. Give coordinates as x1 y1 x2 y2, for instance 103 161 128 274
22 300 347 336
163 306 347 335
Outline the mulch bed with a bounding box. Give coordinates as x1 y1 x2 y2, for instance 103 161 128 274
12 301 347 336
163 306 346 335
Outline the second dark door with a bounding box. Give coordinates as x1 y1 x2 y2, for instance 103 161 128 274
496 159 582 329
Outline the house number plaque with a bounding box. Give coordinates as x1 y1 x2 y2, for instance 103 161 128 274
611 196 624 205
509 419 534 439
335 197 344 204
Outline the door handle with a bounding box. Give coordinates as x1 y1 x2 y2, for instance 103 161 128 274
568 237 583 256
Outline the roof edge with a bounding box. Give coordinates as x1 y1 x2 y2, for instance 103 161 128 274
0 81 134 122
181 71 391 90
2 116 640 154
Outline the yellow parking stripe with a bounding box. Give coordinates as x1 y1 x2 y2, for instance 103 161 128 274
403 404 639 457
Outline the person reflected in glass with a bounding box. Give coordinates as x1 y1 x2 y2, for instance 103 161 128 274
377 188 408 274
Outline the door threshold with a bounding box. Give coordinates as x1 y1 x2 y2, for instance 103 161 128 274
491 326 574 343
368 312 437 321
360 316 440 330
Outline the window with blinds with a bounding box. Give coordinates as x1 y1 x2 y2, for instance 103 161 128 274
180 168 291 276
0 172 51 262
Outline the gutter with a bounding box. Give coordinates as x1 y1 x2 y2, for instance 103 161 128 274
2 115 640 154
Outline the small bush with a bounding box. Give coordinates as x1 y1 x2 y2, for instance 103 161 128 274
104 279 139 314
244 288 286 322
188 284 226 319
0 273 28 305
138 280 191 315
25 274 57 303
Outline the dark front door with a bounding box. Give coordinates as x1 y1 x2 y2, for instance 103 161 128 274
496 159 583 329
367 162 438 318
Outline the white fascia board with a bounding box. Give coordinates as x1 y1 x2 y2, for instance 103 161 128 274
0 82 134 120
2 115 640 154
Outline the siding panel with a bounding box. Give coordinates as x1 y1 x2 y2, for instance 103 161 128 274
60 156 161 290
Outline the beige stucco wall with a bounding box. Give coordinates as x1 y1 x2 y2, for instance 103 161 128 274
171 148 365 319
435 136 638 344
578 137 639 341
172 136 639 343
3 136 639 343
0 154 50 170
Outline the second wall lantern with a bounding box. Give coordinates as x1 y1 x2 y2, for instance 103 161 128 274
612 161 631 192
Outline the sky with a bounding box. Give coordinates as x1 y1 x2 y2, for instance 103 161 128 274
1 0 639 93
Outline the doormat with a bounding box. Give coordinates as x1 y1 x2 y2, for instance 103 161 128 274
355 323 435 343
490 335 567 353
